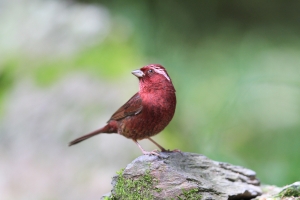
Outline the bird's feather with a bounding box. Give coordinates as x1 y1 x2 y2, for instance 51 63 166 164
109 92 143 121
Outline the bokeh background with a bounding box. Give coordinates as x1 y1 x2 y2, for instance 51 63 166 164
1 0 300 199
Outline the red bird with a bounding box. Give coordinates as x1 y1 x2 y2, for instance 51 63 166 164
69 64 176 155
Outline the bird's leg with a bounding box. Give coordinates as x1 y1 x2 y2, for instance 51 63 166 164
133 140 160 156
148 138 182 153
148 138 167 152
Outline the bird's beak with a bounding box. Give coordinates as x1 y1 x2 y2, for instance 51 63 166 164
132 69 144 78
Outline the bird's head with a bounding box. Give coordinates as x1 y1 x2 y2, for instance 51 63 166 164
132 64 172 82
132 64 175 92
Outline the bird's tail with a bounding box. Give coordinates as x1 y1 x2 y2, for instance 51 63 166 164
69 125 112 146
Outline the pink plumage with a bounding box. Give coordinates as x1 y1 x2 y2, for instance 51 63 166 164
69 64 176 156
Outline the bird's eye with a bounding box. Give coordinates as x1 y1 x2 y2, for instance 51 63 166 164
148 69 153 73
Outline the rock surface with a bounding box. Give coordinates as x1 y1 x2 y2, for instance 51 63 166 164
254 182 300 199
104 152 262 200
277 182 300 198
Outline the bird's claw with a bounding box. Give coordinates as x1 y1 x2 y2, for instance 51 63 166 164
171 149 182 153
142 149 160 157
161 148 183 156
161 148 181 153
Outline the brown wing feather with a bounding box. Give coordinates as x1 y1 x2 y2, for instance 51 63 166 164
109 92 143 121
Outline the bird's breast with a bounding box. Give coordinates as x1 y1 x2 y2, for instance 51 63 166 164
119 91 176 140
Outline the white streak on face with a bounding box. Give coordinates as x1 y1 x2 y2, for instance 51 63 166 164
153 66 170 81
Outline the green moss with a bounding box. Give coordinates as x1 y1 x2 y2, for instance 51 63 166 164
0 60 18 115
155 188 163 193
177 188 202 200
108 168 159 200
277 184 300 198
106 168 202 200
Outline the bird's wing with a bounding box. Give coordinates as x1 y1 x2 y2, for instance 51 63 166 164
109 92 143 121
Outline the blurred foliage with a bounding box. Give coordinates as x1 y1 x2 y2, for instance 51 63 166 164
0 32 143 108
94 0 300 186
32 36 143 86
2 0 300 187
0 59 19 114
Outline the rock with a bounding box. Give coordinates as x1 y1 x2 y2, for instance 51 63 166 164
278 182 300 198
254 185 282 200
103 152 262 200
276 182 300 199
254 182 300 199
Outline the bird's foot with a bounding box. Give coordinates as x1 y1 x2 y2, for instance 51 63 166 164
142 149 160 156
161 148 181 153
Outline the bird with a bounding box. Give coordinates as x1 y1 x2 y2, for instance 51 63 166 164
69 64 176 156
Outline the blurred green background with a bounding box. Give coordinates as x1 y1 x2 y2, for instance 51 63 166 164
1 0 300 199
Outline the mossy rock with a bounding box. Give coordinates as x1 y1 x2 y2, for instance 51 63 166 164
101 152 262 200
276 182 300 198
